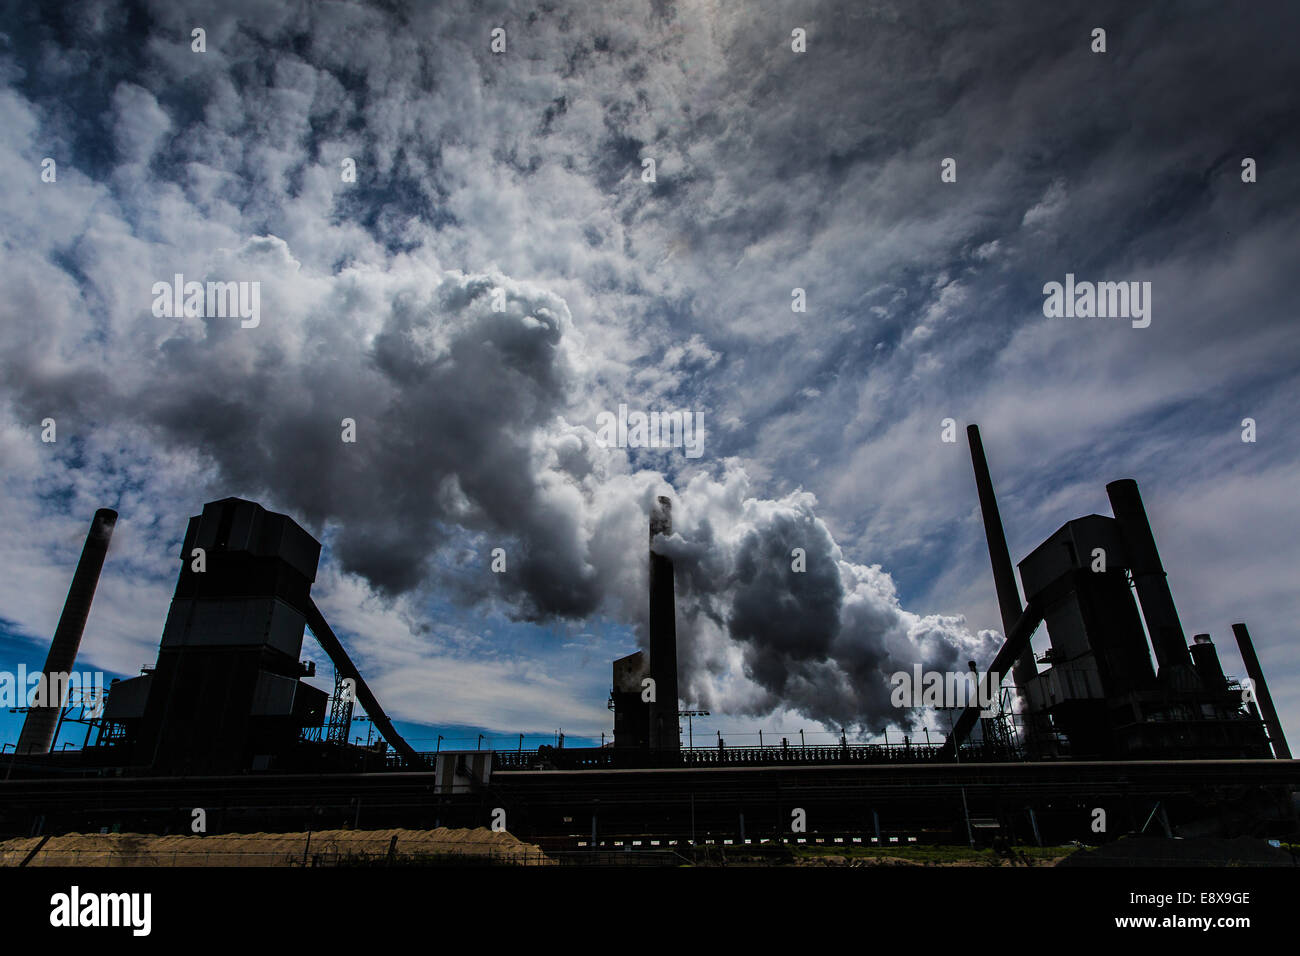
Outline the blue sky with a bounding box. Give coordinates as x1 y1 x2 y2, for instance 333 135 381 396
1 0 1298 752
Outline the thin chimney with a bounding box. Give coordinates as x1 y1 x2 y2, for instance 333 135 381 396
967 425 1039 749
1232 623 1291 759
17 509 117 755
648 496 679 750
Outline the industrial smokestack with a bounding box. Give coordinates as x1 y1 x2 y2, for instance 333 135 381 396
1231 623 1291 759
1189 634 1228 691
16 509 117 755
967 425 1039 747
1105 479 1196 688
648 496 679 750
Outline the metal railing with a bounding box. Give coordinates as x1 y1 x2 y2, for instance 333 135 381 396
387 739 1019 771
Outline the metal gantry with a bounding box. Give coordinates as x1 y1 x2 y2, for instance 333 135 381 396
325 667 355 746
9 685 108 752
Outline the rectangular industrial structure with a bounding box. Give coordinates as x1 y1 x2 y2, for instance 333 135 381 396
965 426 1282 762
100 499 327 774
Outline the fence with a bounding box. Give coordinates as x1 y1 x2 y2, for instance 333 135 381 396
480 740 1015 771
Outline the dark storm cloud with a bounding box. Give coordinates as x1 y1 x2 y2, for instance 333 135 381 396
727 515 845 700
12 260 598 617
657 482 993 729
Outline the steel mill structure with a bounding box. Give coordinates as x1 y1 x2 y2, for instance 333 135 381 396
1 427 1295 849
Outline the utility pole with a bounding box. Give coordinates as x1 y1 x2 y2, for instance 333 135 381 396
678 710 708 749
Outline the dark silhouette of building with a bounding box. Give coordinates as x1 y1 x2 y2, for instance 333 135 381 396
101 499 327 773
610 651 650 748
98 498 421 774
2 482 1294 845
963 425 1275 760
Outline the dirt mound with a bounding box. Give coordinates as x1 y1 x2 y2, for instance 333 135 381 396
0 827 553 867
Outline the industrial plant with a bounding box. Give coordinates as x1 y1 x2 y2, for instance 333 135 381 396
1 424 1295 855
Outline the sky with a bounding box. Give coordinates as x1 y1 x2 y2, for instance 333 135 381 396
1 0 1298 753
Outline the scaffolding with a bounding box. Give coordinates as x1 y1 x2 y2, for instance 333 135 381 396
325 667 355 746
7 685 108 752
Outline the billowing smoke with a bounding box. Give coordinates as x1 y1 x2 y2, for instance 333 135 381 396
658 472 997 729
0 241 992 731
0 235 987 728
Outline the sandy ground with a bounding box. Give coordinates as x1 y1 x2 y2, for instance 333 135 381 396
0 827 553 867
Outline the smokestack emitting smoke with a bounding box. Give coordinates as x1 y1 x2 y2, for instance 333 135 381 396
648 496 679 750
16 509 117 755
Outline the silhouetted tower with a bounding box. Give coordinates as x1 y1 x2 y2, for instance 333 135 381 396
325 666 356 746
1232 622 1291 759
17 509 117 755
111 499 327 773
648 496 679 750
967 425 1039 753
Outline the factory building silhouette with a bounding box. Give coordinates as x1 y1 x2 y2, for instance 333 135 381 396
47 499 419 776
4 426 1295 844
953 425 1280 761
612 496 680 753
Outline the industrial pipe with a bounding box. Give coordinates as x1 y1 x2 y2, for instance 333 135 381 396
1232 622 1291 759
1105 479 1196 687
967 425 1040 750
17 509 117 755
304 598 427 768
648 496 679 750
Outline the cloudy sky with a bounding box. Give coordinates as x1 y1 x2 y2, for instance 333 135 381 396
1 0 1297 752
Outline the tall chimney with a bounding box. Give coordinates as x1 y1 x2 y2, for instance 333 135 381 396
967 426 1039 746
17 509 117 755
648 496 679 750
1231 622 1291 759
1105 479 1196 688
